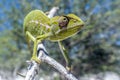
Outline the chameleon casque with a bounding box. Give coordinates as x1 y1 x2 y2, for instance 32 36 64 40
23 10 84 71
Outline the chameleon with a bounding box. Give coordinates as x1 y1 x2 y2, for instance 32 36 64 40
23 10 84 71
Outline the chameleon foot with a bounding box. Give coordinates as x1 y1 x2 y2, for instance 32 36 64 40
66 66 72 73
31 56 41 64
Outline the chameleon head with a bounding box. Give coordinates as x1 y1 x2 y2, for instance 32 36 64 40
50 14 84 41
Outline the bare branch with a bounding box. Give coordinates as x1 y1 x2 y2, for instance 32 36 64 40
25 61 39 80
47 7 59 18
37 44 78 80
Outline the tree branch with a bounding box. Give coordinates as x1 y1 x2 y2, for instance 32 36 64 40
25 7 78 80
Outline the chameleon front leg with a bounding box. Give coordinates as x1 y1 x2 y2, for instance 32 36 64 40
31 39 42 63
26 31 47 63
31 33 50 63
58 41 72 72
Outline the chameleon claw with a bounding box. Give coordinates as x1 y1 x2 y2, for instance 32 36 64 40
31 57 41 64
66 66 72 73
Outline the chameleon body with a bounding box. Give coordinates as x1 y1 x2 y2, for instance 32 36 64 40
23 10 84 71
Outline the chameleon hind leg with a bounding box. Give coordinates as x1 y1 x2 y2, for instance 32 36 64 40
58 41 72 72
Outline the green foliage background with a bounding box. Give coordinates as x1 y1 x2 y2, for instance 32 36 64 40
0 0 120 77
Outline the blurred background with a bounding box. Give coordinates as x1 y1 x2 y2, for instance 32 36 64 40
0 0 120 80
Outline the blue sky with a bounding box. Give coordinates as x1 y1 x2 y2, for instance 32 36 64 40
0 0 21 31
0 0 113 31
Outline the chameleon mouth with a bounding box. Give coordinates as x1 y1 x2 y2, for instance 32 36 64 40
68 24 84 29
56 23 84 37
59 23 84 32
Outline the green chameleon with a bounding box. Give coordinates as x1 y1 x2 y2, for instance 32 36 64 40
23 10 84 71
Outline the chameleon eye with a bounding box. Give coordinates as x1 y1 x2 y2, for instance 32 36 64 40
58 17 69 29
63 17 67 21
